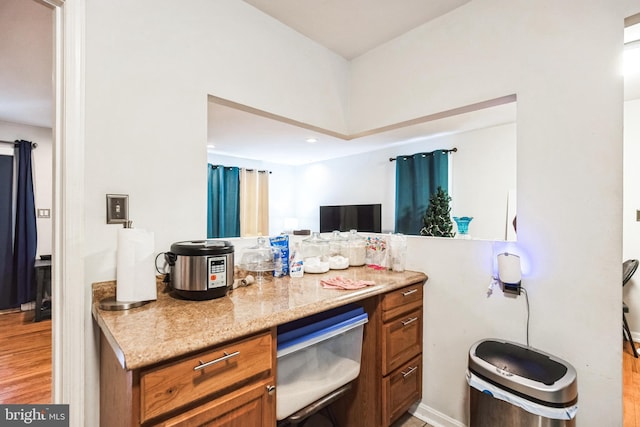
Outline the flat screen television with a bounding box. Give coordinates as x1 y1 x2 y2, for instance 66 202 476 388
320 204 381 233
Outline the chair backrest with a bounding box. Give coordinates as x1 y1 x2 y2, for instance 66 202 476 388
623 259 639 287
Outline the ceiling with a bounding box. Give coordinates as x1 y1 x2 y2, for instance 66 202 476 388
241 0 471 60
0 0 52 129
2 1 640 166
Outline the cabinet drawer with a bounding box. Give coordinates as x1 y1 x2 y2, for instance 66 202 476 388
381 308 422 375
157 377 275 427
382 354 422 427
381 285 423 322
140 331 273 423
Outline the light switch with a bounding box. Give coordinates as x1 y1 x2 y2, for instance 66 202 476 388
37 208 50 218
106 194 129 224
637 210 640 222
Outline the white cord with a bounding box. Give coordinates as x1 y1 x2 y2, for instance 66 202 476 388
520 287 530 347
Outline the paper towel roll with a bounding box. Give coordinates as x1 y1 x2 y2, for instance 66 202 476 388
116 228 157 302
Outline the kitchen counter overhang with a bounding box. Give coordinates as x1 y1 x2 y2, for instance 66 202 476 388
92 267 427 371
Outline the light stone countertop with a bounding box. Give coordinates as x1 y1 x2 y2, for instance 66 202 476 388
92 267 427 371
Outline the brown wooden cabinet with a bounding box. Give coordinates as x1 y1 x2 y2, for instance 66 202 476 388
333 281 424 427
382 353 423 426
98 277 425 427
100 330 276 427
381 307 422 376
380 285 424 426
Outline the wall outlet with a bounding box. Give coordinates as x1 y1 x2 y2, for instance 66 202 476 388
106 194 129 224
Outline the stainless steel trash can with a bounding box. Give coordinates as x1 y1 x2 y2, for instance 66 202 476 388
467 339 578 427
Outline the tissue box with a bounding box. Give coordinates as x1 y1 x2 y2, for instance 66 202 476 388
276 305 368 420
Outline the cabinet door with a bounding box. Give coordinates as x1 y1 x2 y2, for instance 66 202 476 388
382 354 422 427
381 308 422 375
159 378 276 427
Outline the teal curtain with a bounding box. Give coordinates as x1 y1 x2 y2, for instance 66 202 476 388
207 164 240 238
395 150 449 235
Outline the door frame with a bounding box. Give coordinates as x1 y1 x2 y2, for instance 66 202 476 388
43 0 86 424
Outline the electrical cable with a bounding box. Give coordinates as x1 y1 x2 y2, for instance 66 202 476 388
520 287 530 347
154 252 166 275
155 252 173 291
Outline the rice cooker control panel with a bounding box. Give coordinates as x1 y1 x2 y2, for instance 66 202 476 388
207 256 227 289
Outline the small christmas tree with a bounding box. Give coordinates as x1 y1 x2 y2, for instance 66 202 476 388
420 187 455 237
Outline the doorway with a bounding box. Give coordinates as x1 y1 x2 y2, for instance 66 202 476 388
0 0 55 403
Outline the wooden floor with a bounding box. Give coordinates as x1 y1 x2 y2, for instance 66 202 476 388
0 310 51 404
625 339 640 427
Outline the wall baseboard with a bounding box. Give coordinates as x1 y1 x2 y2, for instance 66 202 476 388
411 402 466 427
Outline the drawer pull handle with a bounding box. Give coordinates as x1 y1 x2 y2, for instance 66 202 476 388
266 385 276 396
401 317 418 326
402 289 418 297
401 366 418 378
193 351 240 371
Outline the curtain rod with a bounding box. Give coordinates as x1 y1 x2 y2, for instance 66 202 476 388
245 168 272 174
210 164 272 174
0 140 38 149
389 147 457 162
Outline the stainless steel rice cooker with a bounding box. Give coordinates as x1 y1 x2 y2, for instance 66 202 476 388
165 240 234 300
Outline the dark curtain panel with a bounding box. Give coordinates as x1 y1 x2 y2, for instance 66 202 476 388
207 164 240 238
0 155 16 309
13 141 37 305
395 150 449 235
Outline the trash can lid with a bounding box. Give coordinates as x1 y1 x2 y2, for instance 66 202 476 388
476 340 566 385
468 339 578 406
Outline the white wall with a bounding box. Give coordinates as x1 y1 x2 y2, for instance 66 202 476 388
84 2 348 425
84 0 348 283
350 1 624 426
404 236 522 425
0 120 52 257
294 150 392 232
294 123 516 240
81 1 628 426
450 124 516 241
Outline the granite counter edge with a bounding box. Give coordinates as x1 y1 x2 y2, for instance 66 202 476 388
92 271 427 371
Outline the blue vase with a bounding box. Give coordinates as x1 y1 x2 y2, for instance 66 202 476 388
453 216 473 235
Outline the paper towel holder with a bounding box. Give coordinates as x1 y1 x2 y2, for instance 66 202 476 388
99 296 147 311
99 220 151 311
